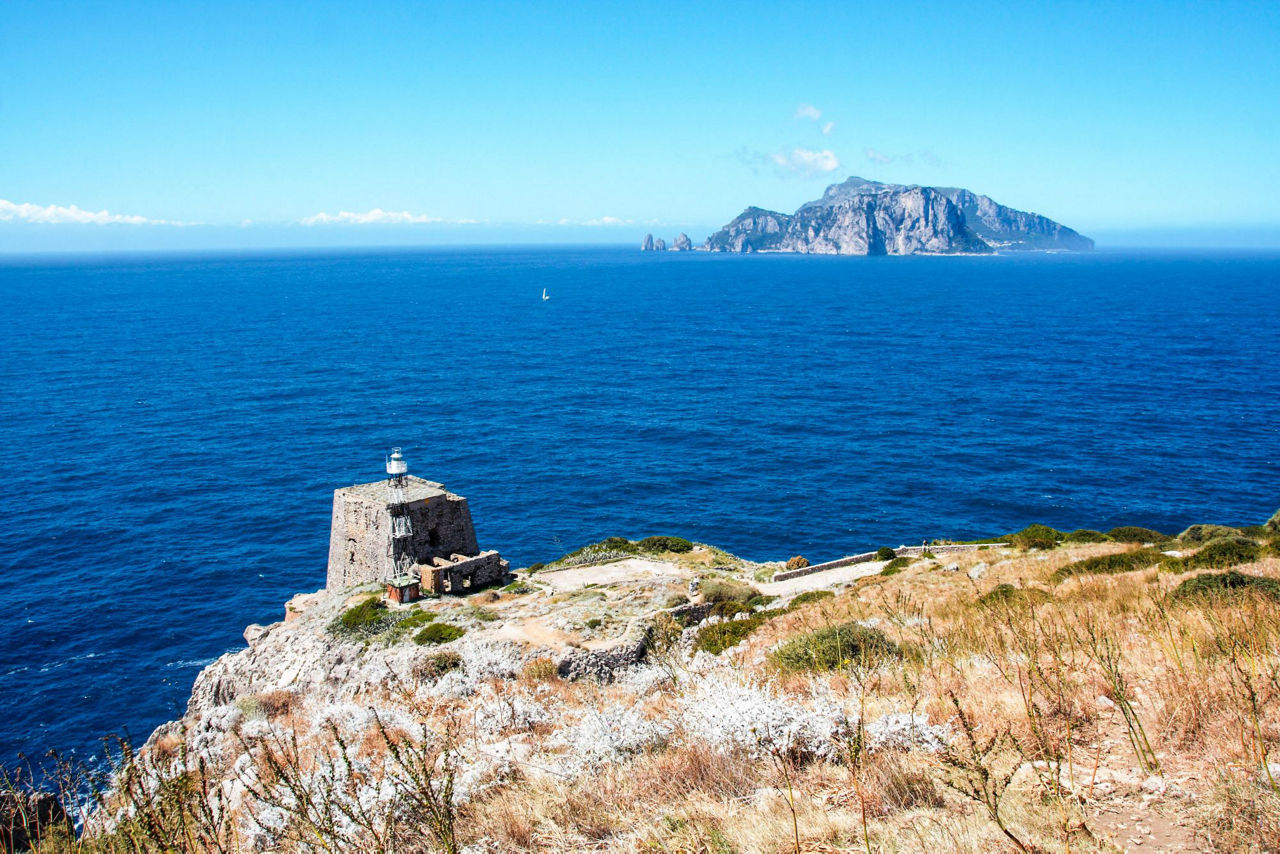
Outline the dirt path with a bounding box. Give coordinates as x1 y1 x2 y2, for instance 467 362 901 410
535 558 690 593
759 561 888 596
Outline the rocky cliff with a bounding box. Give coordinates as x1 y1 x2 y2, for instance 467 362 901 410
704 176 1092 255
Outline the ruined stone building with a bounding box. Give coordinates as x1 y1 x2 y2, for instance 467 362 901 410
325 474 508 594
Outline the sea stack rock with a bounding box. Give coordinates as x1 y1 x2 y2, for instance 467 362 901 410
671 232 693 251
641 233 655 251
653 237 667 251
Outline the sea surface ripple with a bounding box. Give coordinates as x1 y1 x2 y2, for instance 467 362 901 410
0 246 1277 763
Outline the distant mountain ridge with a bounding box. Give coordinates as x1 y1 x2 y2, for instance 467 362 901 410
699 176 1092 255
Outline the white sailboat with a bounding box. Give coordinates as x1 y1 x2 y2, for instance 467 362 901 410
541 288 550 301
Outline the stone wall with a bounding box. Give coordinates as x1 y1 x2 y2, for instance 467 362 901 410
770 543 1009 582
325 478 481 590
425 551 509 594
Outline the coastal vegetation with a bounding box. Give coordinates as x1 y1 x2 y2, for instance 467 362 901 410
5 512 1280 852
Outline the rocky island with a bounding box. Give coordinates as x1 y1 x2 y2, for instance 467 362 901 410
643 177 1093 256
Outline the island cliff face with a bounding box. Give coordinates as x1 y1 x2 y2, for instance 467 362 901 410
704 176 1093 255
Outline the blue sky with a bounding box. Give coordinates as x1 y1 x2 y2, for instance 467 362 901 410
2 0 1278 250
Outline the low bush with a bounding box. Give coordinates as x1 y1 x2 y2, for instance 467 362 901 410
1267 506 1280 535
1063 529 1111 543
978 584 1050 609
788 590 834 608
397 610 436 630
463 605 500 623
329 597 399 640
521 657 559 682
1052 548 1164 582
414 623 466 645
502 580 535 594
585 617 603 629
638 535 693 554
663 592 689 608
1171 571 1280 603
881 556 911 575
710 600 753 619
413 650 462 681
1178 524 1241 543
875 547 898 561
693 613 770 655
770 622 900 672
785 555 810 570
1107 526 1169 543
700 577 760 604
1187 537 1262 570
527 562 546 573
1010 524 1060 550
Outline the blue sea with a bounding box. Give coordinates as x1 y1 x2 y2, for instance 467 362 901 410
1 246 1278 765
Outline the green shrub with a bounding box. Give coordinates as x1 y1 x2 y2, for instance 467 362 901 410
1064 529 1111 543
664 592 689 608
328 597 400 639
771 622 900 673
700 577 760 604
1107 526 1169 543
527 562 546 573
881 556 911 575
785 555 810 570
585 618 603 629
463 605 500 623
1178 524 1241 543
1010 524 1061 550
709 600 753 619
789 590 834 608
693 614 769 654
875 547 898 561
978 584 1050 609
745 593 777 609
1188 537 1262 570
502 580 535 594
920 551 936 559
1052 548 1164 582
1171 571 1280 603
1267 507 1280 535
398 610 437 630
638 535 693 553
414 623 466 645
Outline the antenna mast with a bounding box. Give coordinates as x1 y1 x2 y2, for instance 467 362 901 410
385 447 414 582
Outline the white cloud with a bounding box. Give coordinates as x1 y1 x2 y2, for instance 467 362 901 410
864 148 892 164
0 199 176 225
547 216 633 227
822 121 835 136
300 208 449 226
794 103 822 121
771 147 841 176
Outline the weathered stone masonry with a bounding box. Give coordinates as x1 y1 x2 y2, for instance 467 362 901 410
325 475 508 593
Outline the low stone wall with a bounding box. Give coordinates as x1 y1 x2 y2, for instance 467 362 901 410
431 550 509 593
771 543 1008 582
557 622 653 682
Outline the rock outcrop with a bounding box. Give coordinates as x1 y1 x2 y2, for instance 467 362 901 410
671 232 693 251
704 176 1092 255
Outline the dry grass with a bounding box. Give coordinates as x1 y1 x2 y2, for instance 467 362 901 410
9 533 1280 852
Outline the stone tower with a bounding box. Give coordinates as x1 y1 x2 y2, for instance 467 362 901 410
325 470 508 593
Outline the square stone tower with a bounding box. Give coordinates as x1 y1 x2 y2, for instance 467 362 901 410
325 475 506 592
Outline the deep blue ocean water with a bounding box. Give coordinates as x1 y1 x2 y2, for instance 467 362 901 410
1 246 1278 765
